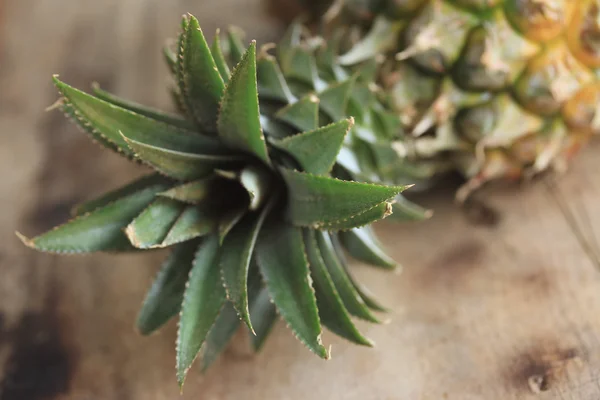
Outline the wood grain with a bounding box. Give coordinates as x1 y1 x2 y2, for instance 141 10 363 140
1 1 600 399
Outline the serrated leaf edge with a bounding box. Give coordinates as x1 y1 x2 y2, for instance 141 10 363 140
175 236 225 389
317 201 393 231
305 230 375 347
258 225 330 360
275 117 354 175
16 192 146 255
217 40 271 166
219 196 275 334
281 169 408 229
124 199 182 249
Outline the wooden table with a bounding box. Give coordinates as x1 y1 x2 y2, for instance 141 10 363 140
1 1 600 398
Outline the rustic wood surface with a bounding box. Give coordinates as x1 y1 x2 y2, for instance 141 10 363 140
1 1 600 399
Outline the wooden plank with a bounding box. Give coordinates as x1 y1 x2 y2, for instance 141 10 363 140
1 0 600 399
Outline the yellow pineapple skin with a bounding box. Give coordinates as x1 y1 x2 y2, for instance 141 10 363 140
309 0 600 198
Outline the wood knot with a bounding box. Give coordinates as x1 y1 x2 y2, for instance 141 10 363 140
516 347 583 395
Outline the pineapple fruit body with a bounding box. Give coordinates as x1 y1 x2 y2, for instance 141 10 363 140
297 0 600 198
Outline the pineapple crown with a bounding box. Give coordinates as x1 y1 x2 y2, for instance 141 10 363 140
18 14 430 387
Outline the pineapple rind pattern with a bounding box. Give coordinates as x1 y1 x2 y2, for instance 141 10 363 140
301 0 600 198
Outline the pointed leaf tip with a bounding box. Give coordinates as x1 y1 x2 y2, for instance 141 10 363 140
218 41 270 165
274 119 353 175
211 30 231 83
338 227 398 270
387 196 432 222
281 169 407 229
256 221 328 359
136 242 197 335
248 285 278 351
256 55 295 103
19 183 166 254
220 198 274 334
54 77 211 159
226 26 247 65
177 235 226 387
304 229 374 347
319 78 356 122
275 94 320 133
124 198 185 249
316 231 381 323
178 14 225 131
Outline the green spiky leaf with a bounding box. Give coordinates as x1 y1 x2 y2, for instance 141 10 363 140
372 109 402 140
316 231 380 323
72 174 169 216
260 115 295 139
137 242 197 335
330 234 390 312
19 182 168 253
218 206 247 243
303 229 373 346
277 23 302 70
211 30 231 83
218 41 271 165
338 17 401 65
319 78 355 122
178 15 225 130
54 77 214 157
201 302 240 371
91 84 196 130
388 196 433 222
283 47 323 91
161 206 219 247
121 135 244 181
249 285 278 351
220 199 273 332
158 177 217 204
275 94 320 133
338 226 398 270
318 201 393 231
169 86 188 116
257 55 295 103
163 46 178 75
350 84 377 112
274 119 353 175
316 30 349 82
239 166 273 210
125 198 185 249
226 28 246 65
352 274 390 312
256 220 328 359
281 169 406 229
60 100 122 154
177 235 226 387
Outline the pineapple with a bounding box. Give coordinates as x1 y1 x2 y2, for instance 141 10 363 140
18 14 425 386
290 0 600 200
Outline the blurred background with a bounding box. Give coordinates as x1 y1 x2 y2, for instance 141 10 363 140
1 1 600 399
